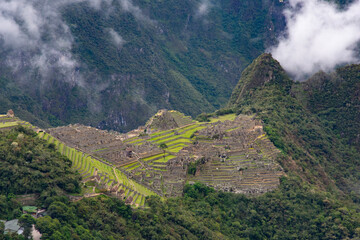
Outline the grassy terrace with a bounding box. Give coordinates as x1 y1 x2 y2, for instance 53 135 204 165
125 122 205 168
209 113 237 123
37 131 156 207
0 121 19 128
0 116 36 130
152 155 176 163
141 153 169 162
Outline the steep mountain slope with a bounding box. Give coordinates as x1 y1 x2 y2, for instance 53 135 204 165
0 0 287 132
298 65 360 149
2 111 360 240
228 53 360 194
3 53 360 239
0 125 81 196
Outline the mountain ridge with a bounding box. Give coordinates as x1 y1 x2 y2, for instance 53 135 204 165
3 52 360 239
0 0 287 132
228 53 360 194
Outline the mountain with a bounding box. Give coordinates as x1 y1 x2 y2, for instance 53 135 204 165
0 0 287 132
229 53 360 194
300 65 360 150
3 53 360 239
2 1 360 239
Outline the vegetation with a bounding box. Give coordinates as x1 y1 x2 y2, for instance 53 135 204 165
2 52 360 239
228 53 360 194
300 65 360 150
9 180 356 239
0 126 81 195
2 125 360 239
0 0 288 132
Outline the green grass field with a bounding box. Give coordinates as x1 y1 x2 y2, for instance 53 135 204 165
0 122 19 129
153 155 176 163
209 114 237 123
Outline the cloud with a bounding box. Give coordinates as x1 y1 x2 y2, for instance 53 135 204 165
195 0 214 17
269 0 360 80
0 0 41 47
0 0 84 85
108 28 126 47
119 0 155 24
0 0 155 89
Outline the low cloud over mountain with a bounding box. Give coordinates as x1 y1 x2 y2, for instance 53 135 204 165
270 0 360 80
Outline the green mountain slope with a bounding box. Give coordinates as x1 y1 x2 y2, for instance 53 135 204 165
299 65 360 150
228 53 360 194
0 126 81 196
0 0 287 132
3 53 360 239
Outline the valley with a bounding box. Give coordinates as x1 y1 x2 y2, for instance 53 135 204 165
1 0 360 238
2 52 360 239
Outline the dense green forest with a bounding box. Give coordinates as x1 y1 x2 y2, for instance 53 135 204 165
228 54 360 194
301 65 360 150
0 126 81 196
3 180 360 239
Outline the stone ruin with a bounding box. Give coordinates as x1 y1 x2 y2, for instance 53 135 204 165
186 115 283 195
7 109 14 118
47 113 284 198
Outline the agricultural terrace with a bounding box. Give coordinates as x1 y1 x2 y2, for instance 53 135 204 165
46 110 284 198
0 114 37 131
37 131 156 207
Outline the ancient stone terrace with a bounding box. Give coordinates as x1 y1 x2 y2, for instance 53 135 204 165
188 115 283 194
46 110 284 198
0 110 37 131
37 131 156 207
47 124 159 167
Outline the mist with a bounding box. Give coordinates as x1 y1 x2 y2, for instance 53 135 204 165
108 28 126 48
119 0 155 24
270 0 360 81
0 0 86 86
195 0 214 17
0 0 153 87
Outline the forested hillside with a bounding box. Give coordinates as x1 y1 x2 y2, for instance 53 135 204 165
0 126 81 196
2 1 360 239
0 0 286 132
299 65 360 150
228 53 360 194
2 53 360 239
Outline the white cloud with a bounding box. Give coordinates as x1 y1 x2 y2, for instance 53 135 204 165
195 0 214 17
0 0 83 84
270 0 360 80
119 0 155 24
0 0 154 87
108 28 126 47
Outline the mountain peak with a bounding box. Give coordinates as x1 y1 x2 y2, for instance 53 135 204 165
228 53 292 106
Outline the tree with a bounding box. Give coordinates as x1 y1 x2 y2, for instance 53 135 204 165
19 214 35 239
159 143 168 161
